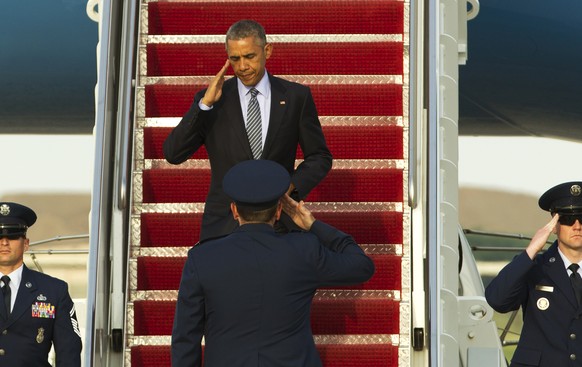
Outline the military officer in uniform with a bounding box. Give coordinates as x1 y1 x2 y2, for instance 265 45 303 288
486 181 582 366
171 160 374 367
0 202 82 366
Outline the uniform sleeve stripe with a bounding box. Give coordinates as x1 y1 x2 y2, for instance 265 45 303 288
70 304 82 338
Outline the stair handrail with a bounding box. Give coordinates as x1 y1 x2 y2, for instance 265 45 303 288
29 234 90 247
462 228 550 353
25 234 90 273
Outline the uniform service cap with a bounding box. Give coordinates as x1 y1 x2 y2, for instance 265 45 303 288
538 181 582 213
0 202 37 237
223 160 291 210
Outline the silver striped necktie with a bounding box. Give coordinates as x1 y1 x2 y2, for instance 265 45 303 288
246 88 262 159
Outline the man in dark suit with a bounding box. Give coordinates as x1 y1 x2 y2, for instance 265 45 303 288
163 19 332 242
486 181 582 367
0 202 82 366
171 160 374 367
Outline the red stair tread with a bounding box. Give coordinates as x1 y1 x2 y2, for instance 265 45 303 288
140 211 403 247
142 169 210 203
133 298 399 335
147 43 403 77
148 1 404 35
140 213 203 248
311 298 399 334
131 344 398 367
143 128 208 159
131 346 171 367
316 344 400 367
137 254 401 291
143 125 403 160
142 167 402 203
145 84 403 118
137 256 184 291
307 169 403 202
318 125 404 160
315 211 403 245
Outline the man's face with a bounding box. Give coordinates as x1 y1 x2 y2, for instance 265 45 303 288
556 215 582 252
0 235 29 271
226 36 272 87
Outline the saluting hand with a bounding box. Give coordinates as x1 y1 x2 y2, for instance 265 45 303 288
281 194 316 231
201 60 230 107
526 214 559 259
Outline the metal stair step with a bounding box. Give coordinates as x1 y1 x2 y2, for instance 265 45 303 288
129 343 399 367
141 166 403 203
138 208 403 247
147 1 404 36
131 297 400 336
135 254 402 291
143 84 403 118
146 42 403 77
142 125 404 160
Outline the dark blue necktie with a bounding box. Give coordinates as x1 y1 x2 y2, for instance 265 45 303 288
1 275 10 315
569 264 582 305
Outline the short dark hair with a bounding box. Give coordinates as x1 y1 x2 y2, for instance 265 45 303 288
236 202 278 223
225 20 267 48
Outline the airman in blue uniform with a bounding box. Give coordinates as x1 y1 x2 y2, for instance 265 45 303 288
171 160 375 367
486 182 582 366
0 202 82 366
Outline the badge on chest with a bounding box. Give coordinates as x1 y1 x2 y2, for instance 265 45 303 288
537 297 550 311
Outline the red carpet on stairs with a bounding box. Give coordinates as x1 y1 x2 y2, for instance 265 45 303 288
128 0 409 366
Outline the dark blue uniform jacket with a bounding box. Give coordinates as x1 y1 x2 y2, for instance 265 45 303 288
171 220 375 367
486 242 582 367
0 265 82 366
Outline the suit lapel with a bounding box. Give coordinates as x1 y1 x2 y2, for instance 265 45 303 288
543 244 579 308
4 265 37 329
263 75 288 157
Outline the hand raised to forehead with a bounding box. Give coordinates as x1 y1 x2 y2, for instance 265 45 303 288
526 214 559 259
281 194 315 231
201 60 230 107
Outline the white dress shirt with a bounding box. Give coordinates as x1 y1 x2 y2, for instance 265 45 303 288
1 264 24 312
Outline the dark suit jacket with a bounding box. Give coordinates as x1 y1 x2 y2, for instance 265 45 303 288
486 242 582 367
163 74 332 242
0 264 82 366
171 220 375 367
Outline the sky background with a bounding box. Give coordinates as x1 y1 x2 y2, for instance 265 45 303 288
0 135 94 199
0 134 580 200
459 136 582 196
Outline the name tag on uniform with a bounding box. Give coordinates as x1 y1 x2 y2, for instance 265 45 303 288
32 302 56 318
535 285 554 293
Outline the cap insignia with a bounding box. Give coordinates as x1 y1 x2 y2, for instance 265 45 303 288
571 185 582 197
0 204 9 216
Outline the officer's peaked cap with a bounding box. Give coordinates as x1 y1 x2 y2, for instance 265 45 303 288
223 160 290 210
538 181 582 213
0 202 37 237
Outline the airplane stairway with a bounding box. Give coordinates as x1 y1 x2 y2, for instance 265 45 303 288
126 0 410 366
